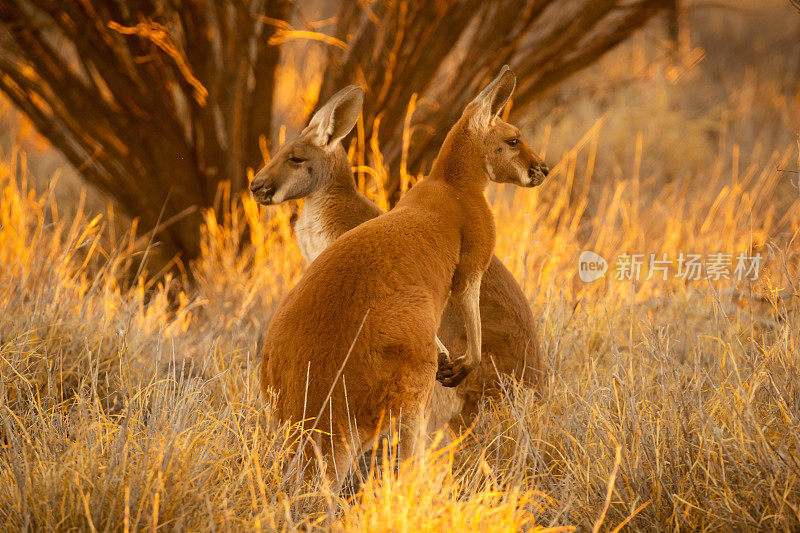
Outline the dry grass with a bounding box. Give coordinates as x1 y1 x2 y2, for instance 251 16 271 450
2 2 800 531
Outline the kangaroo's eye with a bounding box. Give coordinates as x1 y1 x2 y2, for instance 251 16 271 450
288 156 305 164
506 138 519 147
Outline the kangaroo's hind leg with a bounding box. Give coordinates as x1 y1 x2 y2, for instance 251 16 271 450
397 408 426 463
396 369 435 464
320 432 362 495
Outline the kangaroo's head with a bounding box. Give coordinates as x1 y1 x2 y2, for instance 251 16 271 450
250 85 363 205
462 66 549 187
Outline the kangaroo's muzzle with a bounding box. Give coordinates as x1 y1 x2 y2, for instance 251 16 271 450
527 163 549 186
250 180 277 204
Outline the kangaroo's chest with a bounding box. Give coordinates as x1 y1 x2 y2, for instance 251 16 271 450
294 209 336 263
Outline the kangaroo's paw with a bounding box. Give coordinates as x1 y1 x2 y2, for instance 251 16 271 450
436 353 473 388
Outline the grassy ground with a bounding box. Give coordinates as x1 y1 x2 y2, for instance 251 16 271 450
2 1 800 531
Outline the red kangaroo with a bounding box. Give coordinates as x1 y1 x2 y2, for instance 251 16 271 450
255 67 549 489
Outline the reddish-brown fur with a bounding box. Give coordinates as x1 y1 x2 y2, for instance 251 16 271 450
252 88 547 431
258 67 548 487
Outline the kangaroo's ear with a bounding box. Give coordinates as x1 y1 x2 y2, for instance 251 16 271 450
306 85 364 147
469 65 516 128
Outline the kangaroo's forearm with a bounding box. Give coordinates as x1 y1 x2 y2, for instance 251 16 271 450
457 272 482 366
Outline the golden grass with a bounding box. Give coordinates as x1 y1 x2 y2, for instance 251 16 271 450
2 8 800 529
2 113 798 529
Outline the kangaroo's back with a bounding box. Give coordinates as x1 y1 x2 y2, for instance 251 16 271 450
263 179 465 422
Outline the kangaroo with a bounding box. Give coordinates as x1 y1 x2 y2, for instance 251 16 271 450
257 66 548 489
252 84 546 433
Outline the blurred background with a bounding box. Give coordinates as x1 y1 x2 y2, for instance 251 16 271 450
3 0 797 267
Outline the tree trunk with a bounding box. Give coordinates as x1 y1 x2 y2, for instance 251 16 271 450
0 0 669 260
0 0 291 261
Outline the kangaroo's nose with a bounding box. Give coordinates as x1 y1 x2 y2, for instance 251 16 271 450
250 180 264 193
528 164 549 185
529 163 549 178
250 180 277 203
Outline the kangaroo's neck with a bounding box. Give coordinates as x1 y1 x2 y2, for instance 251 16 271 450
428 119 489 193
295 146 382 263
303 148 358 215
